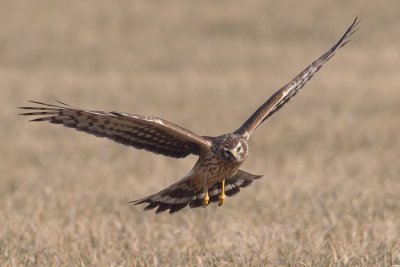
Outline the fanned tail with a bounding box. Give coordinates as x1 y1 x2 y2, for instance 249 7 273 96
130 169 262 214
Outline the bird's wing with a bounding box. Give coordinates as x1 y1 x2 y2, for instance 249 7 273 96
20 101 212 158
235 17 359 137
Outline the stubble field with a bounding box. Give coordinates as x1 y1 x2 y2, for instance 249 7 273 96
0 1 399 266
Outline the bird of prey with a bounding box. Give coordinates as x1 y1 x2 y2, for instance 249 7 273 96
20 18 359 214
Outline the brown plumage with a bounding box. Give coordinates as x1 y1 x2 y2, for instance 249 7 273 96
20 18 359 214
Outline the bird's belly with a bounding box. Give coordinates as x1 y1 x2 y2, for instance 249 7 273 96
207 165 238 185
201 161 240 185
189 154 242 190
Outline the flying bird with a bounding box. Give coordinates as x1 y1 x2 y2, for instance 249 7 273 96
20 18 359 214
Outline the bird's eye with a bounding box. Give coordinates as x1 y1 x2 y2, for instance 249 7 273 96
236 145 242 152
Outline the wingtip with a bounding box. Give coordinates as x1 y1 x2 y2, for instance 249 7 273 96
128 198 146 205
338 40 351 49
332 16 360 52
18 112 32 116
354 16 361 25
349 16 360 30
25 100 70 108
29 117 52 122
128 200 139 205
55 100 72 107
28 100 46 105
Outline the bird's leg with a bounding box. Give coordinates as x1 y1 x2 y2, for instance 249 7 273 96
202 179 209 207
202 190 209 207
218 179 225 206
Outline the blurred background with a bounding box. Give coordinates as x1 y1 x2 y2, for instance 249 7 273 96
1 0 399 266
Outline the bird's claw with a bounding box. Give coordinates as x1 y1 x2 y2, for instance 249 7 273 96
218 194 225 206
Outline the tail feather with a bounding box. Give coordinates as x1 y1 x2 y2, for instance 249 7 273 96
130 169 263 214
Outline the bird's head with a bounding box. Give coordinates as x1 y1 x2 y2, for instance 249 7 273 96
216 135 248 163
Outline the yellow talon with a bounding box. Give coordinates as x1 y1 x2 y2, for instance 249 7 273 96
202 190 209 207
218 179 225 206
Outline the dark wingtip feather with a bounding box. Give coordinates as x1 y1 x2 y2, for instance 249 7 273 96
338 40 351 49
335 17 360 49
19 112 36 116
19 111 56 116
128 199 145 205
55 100 73 107
28 100 62 108
19 101 68 118
19 106 59 111
29 116 54 122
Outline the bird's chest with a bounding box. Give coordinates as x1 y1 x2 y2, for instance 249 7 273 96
193 153 240 187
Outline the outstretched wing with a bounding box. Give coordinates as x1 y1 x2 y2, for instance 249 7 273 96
236 17 359 137
20 101 212 158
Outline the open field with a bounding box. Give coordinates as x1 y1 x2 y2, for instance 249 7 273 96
1 0 399 266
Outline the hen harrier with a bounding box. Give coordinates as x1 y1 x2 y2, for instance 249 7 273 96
20 18 358 214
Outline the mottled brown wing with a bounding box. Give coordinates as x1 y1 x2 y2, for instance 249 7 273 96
20 101 212 158
236 17 359 137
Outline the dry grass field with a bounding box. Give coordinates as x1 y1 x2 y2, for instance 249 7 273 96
1 0 399 266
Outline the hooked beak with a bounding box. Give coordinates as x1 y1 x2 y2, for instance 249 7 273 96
229 149 239 161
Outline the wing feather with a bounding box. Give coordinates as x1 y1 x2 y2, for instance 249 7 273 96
20 101 212 158
236 17 359 137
